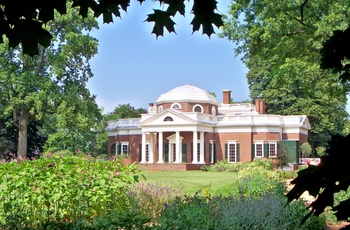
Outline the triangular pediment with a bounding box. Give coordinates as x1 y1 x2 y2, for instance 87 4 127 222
140 109 197 127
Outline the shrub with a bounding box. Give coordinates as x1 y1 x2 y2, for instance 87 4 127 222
0 154 142 229
155 192 326 230
202 160 242 172
127 181 183 218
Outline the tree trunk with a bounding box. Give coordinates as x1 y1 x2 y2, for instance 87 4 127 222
17 110 29 159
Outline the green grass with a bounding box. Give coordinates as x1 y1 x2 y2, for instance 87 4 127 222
140 170 238 196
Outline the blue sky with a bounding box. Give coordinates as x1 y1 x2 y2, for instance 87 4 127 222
87 0 250 114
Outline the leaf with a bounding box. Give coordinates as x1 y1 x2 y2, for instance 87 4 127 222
145 10 176 37
190 0 223 37
38 0 67 23
165 0 185 16
8 20 52 56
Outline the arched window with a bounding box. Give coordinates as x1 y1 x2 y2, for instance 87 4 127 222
171 103 181 110
193 104 203 113
211 106 216 115
158 106 163 113
164 116 173 121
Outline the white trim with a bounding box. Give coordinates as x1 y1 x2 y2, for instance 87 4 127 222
227 141 237 163
193 104 203 113
171 103 181 110
254 141 264 158
268 141 277 158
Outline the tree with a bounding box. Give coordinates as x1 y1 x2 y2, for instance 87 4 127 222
107 103 147 120
300 142 312 157
220 0 349 149
0 0 223 56
0 4 101 158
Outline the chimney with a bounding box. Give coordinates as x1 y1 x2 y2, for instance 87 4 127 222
255 99 261 113
223 89 231 104
260 99 266 114
148 103 155 114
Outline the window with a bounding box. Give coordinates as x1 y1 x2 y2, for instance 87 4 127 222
197 143 201 162
269 142 277 158
145 143 149 162
164 116 173 121
193 104 203 113
255 142 264 158
171 103 181 110
210 141 215 163
116 142 129 155
158 106 163 113
227 142 237 163
211 106 216 115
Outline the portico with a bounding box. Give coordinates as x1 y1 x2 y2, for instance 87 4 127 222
139 109 213 164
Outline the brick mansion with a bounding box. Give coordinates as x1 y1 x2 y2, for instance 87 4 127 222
106 84 310 170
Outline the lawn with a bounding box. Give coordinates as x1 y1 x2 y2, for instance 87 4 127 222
140 170 238 196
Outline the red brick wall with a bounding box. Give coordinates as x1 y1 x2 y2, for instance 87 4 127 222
108 134 142 162
157 102 218 115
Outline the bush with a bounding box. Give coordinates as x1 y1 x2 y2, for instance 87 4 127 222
127 181 183 218
0 153 142 229
202 160 242 172
155 192 326 230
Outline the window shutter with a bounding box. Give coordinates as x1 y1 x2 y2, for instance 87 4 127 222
252 144 255 159
128 144 130 156
164 143 169 163
191 143 193 162
139 144 142 162
237 144 240 162
225 143 228 160
214 143 216 163
182 143 187 163
117 144 121 156
264 144 269 158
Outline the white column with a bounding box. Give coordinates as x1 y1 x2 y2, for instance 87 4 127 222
141 132 146 163
149 133 154 163
199 131 205 163
175 131 181 163
192 131 198 163
157 132 164 163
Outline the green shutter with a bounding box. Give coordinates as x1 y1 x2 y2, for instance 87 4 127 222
117 144 121 156
164 143 169 163
237 144 240 162
139 144 142 162
214 143 216 163
264 144 269 158
182 143 187 163
225 143 228 160
204 144 206 162
191 143 193 162
252 144 255 159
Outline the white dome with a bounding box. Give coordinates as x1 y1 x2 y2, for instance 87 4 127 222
156 84 219 105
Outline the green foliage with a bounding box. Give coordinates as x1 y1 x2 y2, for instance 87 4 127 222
0 5 102 158
300 142 313 157
155 192 326 230
0 154 141 228
93 209 152 230
316 146 327 157
274 146 290 169
221 0 349 149
127 182 183 218
107 103 147 120
0 0 223 56
286 134 350 223
201 159 242 172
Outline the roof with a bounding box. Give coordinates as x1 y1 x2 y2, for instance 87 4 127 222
156 84 219 105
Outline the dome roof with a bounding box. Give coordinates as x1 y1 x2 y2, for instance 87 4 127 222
156 84 219 105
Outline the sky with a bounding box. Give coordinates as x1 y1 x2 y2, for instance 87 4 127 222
86 0 250 114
